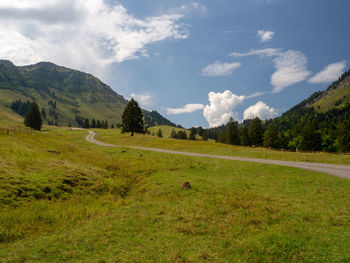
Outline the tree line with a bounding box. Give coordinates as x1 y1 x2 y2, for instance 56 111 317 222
199 109 350 153
79 118 114 129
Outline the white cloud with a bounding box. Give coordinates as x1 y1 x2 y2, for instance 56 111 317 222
229 48 281 58
181 2 207 14
130 92 154 108
202 61 241 76
271 50 311 93
203 90 245 127
230 48 311 92
245 91 268 99
257 30 275 42
309 61 347 84
167 104 204 115
0 0 188 78
243 101 277 120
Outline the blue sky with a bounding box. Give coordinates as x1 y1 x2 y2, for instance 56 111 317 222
1 0 349 127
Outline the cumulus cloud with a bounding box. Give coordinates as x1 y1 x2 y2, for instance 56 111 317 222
271 50 311 93
257 30 275 42
229 48 281 58
167 104 204 115
0 0 188 78
203 90 245 127
130 92 154 108
309 61 346 84
202 61 241 76
243 101 277 120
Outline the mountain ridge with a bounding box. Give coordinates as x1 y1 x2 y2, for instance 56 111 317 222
0 60 177 128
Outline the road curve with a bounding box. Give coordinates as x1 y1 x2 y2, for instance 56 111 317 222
86 131 350 180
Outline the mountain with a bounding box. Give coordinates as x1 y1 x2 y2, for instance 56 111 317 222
308 69 350 112
271 68 350 131
0 60 176 127
203 69 350 152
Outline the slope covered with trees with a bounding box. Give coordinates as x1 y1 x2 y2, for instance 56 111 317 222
201 69 350 153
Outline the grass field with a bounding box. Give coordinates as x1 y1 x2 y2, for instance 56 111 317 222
1 123 350 262
96 129 350 165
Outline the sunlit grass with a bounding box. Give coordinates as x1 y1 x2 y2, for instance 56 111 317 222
97 128 350 165
1 125 350 262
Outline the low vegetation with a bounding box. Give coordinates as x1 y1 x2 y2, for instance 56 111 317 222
97 128 350 165
1 126 350 262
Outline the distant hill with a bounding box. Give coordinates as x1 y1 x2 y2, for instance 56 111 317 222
0 60 176 127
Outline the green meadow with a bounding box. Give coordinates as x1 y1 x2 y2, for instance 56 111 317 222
97 128 350 165
1 124 350 262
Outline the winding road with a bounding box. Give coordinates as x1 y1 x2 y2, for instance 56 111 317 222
86 131 350 180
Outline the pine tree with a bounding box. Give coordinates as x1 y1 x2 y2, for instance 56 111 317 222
111 123 115 129
176 130 187 140
82 119 90 129
337 120 350 152
240 126 250 146
189 129 196 140
91 119 96 128
170 129 177 139
122 98 144 136
104 120 109 129
300 121 322 151
263 123 279 148
248 117 264 146
24 101 43 130
225 118 240 145
157 128 163 137
96 120 101 128
202 130 208 141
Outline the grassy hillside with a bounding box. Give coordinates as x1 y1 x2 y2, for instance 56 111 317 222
1 114 350 262
0 60 176 128
311 75 350 112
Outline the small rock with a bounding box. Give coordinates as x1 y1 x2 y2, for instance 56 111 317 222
121 150 126 153
182 182 191 190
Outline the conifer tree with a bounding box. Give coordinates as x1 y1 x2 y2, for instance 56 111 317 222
170 128 177 138
157 128 163 137
24 101 42 130
91 119 96 128
122 98 144 136
202 130 208 141
82 119 90 129
225 118 240 145
337 120 350 152
189 129 196 140
96 119 101 128
248 117 264 146
263 123 279 148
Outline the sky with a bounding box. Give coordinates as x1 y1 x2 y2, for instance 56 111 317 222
0 0 349 128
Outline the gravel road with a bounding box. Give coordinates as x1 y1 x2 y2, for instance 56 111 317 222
86 131 350 180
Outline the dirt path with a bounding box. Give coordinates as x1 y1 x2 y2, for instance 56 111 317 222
86 131 350 180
